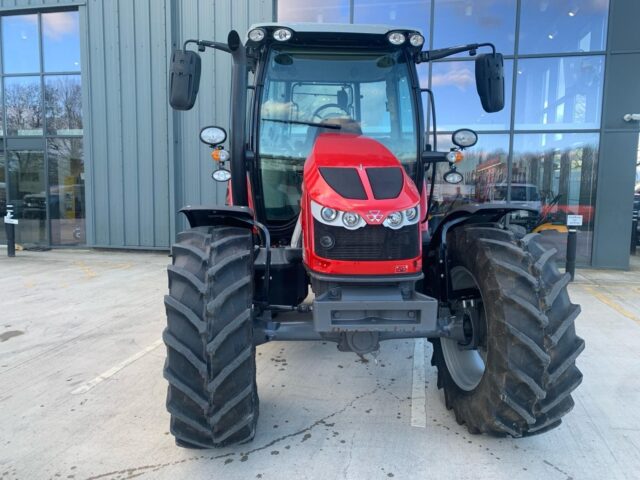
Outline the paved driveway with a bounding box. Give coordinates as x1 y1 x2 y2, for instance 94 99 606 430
1 249 639 479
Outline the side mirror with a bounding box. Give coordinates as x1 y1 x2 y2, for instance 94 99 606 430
475 53 504 113
169 49 201 110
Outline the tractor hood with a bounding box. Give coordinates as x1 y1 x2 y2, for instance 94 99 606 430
303 133 420 221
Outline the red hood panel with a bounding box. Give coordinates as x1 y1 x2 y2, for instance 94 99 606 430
303 133 420 218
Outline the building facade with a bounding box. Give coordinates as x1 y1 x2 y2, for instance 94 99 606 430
0 0 638 268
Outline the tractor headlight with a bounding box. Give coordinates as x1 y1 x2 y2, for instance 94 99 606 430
408 33 424 47
273 28 293 42
321 207 338 222
248 28 266 42
405 207 418 222
387 32 406 45
386 211 403 228
342 212 361 228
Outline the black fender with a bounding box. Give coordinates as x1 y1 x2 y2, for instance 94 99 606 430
179 205 255 229
422 203 537 302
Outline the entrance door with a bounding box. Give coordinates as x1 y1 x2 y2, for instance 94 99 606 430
7 148 47 246
0 10 84 247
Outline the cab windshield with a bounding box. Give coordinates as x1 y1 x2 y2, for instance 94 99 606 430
258 48 418 223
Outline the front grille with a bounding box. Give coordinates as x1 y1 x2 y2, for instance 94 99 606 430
313 219 419 261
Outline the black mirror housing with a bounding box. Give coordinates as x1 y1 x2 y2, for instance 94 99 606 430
169 49 201 110
475 53 504 113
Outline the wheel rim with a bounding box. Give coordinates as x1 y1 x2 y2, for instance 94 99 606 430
441 266 488 392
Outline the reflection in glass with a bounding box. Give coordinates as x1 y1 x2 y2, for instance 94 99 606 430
42 11 81 72
1 14 40 74
7 150 48 245
433 0 516 54
45 75 83 135
277 0 350 23
515 56 604 130
519 0 609 54
4 76 43 136
431 59 513 131
354 0 429 34
511 133 598 264
48 138 85 245
428 134 510 231
0 150 6 244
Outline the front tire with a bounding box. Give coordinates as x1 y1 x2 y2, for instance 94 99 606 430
431 225 584 437
163 226 258 448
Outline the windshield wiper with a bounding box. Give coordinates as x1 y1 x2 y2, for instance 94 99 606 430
261 118 342 129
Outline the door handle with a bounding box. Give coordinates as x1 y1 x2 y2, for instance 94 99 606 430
623 113 640 122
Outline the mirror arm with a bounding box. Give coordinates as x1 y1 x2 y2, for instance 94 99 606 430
183 38 231 53
415 42 495 63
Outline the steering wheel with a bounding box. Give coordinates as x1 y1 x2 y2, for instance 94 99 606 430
312 103 350 121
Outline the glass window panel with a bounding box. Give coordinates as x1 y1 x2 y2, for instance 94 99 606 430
0 148 6 244
431 59 513 131
4 76 43 136
48 138 84 245
433 0 516 55
45 75 83 135
511 132 598 264
428 133 510 232
519 0 609 54
1 14 40 74
277 0 350 23
514 56 604 130
7 150 48 245
0 84 4 137
354 0 430 34
42 11 81 72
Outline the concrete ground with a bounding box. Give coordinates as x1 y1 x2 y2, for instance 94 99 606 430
1 248 639 480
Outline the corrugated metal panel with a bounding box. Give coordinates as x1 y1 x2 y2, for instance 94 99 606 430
173 0 273 234
0 0 81 10
82 0 173 248
77 0 166 248
1 0 272 248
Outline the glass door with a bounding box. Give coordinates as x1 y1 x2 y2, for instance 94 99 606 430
7 149 47 246
0 10 83 247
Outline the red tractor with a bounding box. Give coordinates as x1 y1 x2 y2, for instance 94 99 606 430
165 23 584 448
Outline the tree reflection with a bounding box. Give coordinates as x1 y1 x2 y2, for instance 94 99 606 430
5 79 42 135
45 76 82 134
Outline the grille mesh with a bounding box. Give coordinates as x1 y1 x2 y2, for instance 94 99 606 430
313 219 419 261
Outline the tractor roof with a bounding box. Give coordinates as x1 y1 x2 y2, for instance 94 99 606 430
245 23 425 51
248 22 423 37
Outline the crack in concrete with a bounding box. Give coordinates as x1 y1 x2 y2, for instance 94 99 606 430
82 387 379 480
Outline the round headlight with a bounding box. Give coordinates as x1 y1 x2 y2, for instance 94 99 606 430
273 28 293 42
409 33 424 47
387 211 403 227
212 168 231 182
443 169 464 184
405 207 418 222
248 28 266 42
200 126 227 146
321 207 338 222
452 128 478 148
387 32 406 45
342 212 361 228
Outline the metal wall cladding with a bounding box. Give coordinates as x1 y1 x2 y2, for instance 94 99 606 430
0 0 272 248
171 0 273 236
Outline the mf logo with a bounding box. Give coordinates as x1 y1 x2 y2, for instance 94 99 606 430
366 210 383 223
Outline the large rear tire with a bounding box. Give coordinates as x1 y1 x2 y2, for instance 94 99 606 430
430 225 584 437
163 226 258 448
